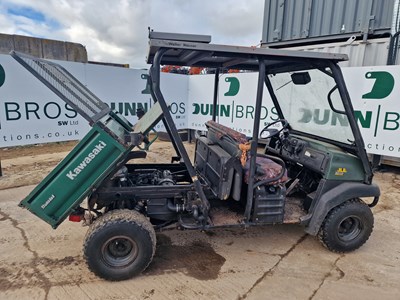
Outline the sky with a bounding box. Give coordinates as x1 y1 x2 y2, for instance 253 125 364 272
0 0 265 68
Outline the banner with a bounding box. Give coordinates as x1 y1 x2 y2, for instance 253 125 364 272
1 52 400 158
188 67 400 157
0 55 188 147
343 67 399 157
188 72 276 134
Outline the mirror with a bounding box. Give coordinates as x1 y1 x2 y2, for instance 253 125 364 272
291 72 311 85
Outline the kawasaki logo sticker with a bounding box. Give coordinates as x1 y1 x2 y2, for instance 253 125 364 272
0 64 5 87
66 141 107 180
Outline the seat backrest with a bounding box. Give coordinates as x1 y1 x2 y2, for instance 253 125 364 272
205 120 247 157
195 136 237 200
205 120 287 186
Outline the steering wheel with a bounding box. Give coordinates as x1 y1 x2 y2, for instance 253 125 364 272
260 119 289 139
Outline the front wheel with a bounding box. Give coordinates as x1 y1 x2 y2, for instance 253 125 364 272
318 199 373 253
83 209 156 281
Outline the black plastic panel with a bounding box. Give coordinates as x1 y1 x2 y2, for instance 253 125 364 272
195 137 234 200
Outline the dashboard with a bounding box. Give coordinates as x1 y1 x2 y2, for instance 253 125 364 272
267 135 329 174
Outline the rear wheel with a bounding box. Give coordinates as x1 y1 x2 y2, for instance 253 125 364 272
83 209 156 281
318 199 373 253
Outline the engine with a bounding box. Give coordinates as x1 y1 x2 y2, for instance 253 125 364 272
105 167 185 222
132 170 175 186
112 167 176 187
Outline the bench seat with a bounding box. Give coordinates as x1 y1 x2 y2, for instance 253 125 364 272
205 120 287 185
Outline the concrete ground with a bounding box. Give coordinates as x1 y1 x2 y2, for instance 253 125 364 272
0 174 399 300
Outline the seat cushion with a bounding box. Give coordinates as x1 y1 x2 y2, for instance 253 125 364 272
244 156 288 185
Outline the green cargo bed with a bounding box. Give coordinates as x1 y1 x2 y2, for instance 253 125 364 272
10 51 164 228
19 122 132 228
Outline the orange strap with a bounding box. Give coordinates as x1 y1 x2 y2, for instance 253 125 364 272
239 143 251 166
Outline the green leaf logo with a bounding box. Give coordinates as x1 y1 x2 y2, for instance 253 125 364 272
0 64 5 88
362 71 394 99
224 77 240 96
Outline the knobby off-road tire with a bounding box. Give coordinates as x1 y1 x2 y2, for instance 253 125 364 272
83 209 156 281
318 199 373 253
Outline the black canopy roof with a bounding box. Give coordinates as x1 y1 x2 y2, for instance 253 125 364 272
147 31 348 73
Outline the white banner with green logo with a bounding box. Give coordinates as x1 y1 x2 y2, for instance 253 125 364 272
188 68 400 157
188 73 277 134
344 67 398 157
0 54 187 147
0 53 399 158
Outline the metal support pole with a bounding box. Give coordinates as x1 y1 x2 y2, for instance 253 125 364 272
148 68 181 157
330 62 373 183
150 48 210 222
212 68 220 121
244 60 266 222
371 155 381 171
387 31 400 65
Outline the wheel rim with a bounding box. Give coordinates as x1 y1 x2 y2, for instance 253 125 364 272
101 235 138 268
337 215 363 242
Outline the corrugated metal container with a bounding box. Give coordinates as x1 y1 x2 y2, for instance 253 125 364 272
262 0 395 46
287 37 392 67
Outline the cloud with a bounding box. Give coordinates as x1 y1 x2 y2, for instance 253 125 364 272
148 0 264 46
0 0 265 68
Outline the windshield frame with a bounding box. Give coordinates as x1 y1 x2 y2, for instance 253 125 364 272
265 64 357 153
264 60 372 182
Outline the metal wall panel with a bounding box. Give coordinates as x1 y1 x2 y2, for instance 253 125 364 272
262 0 395 45
286 38 391 67
0 33 87 62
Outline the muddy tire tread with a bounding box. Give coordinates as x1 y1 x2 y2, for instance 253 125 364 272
83 209 156 280
318 198 373 253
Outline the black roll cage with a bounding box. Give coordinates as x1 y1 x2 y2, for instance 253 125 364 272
146 31 373 222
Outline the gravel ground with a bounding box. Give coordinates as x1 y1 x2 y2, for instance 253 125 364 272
0 141 399 299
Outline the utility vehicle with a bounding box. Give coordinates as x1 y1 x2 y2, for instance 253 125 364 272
15 31 380 281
